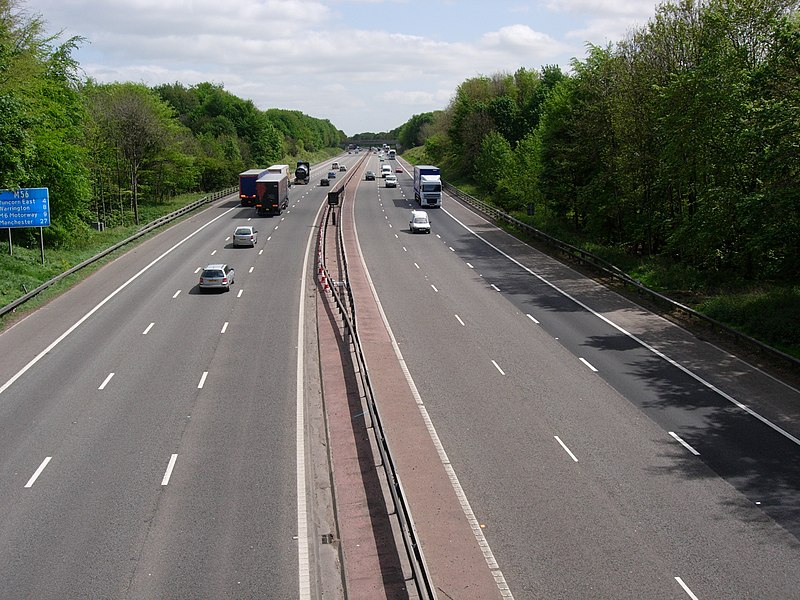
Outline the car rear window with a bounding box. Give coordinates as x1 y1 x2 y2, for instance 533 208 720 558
235 228 250 235
202 269 224 278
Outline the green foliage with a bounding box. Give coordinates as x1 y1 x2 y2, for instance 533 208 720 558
396 111 440 149
699 287 800 350
425 0 799 294
474 131 513 192
266 108 342 153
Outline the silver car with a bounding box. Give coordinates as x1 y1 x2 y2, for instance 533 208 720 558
233 226 257 247
199 264 235 292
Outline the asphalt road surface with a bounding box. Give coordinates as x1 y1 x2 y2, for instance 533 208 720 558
351 155 800 599
3 150 800 599
0 157 352 599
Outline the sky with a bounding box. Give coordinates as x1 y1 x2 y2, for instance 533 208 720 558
24 0 663 135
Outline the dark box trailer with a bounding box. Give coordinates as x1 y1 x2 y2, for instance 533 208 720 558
255 173 289 216
239 168 268 206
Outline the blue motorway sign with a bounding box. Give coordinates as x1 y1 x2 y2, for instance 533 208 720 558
0 188 51 228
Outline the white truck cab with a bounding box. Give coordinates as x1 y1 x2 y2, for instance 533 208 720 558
409 210 430 234
381 164 392 178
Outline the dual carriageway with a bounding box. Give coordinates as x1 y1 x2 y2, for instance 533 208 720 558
0 153 799 598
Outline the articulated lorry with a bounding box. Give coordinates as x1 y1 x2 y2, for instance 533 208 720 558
255 173 289 216
413 165 442 208
294 161 310 184
239 168 268 206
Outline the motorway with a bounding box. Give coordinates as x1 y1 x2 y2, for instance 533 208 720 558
0 159 346 599
350 154 800 599
2 149 800 599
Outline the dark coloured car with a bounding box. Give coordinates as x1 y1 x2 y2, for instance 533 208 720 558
365 171 375 181
320 178 330 186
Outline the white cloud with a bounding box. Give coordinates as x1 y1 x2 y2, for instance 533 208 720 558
480 24 569 57
26 0 663 133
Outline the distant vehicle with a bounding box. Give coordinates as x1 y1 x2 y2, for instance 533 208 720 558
239 168 268 207
413 165 442 208
255 172 289 216
388 149 396 160
409 210 431 234
365 171 375 181
395 166 403 173
199 263 235 292
294 161 310 184
320 178 330 186
381 164 392 178
385 174 397 188
328 171 337 179
233 225 258 247
331 162 339 170
339 165 347 172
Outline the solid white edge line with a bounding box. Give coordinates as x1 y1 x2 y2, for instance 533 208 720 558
161 454 178 486
491 360 505 375
221 322 228 334
197 371 208 389
555 436 579 462
98 372 115 390
0 205 239 398
441 205 800 449
490 283 500 291
526 314 540 324
142 322 154 335
669 432 701 456
350 207 515 599
675 576 700 600
25 456 52 488
296 193 325 600
579 357 598 372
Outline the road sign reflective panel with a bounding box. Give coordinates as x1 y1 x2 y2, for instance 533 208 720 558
0 188 51 228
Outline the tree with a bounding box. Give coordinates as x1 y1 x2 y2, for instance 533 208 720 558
89 83 182 224
474 131 513 192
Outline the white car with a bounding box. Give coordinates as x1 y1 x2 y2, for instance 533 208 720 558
199 263 235 292
385 174 397 188
409 210 430 234
232 225 258 247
